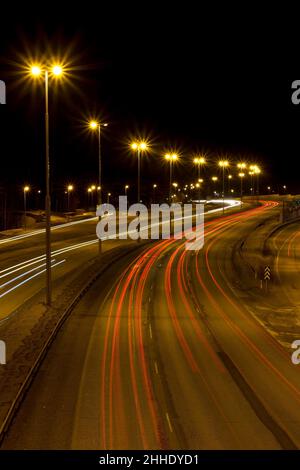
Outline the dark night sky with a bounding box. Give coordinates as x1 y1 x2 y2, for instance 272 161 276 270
0 4 298 200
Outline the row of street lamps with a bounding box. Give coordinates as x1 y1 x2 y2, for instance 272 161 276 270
127 143 262 213
26 61 263 306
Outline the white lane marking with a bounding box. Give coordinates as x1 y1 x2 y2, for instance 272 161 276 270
149 324 153 340
0 260 56 289
166 413 173 433
154 361 159 375
0 260 66 299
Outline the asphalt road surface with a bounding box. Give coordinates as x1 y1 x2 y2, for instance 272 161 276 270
3 201 300 449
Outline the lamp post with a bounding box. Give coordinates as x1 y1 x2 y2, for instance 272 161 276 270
67 184 73 211
89 121 108 254
211 176 218 190
89 121 108 207
228 175 232 195
193 156 206 201
165 153 178 202
125 185 129 196
23 185 30 230
91 185 96 206
252 165 261 201
87 187 92 207
131 142 148 203
249 170 255 196
238 173 245 202
153 184 157 203
107 192 111 204
218 160 229 214
29 62 65 306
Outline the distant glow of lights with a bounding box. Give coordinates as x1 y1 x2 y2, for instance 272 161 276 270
237 163 247 169
194 156 206 164
165 153 178 161
218 160 229 167
131 141 148 151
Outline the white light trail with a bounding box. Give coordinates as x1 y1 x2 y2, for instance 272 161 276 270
0 260 66 299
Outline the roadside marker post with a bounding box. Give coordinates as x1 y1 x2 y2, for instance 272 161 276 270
264 265 271 291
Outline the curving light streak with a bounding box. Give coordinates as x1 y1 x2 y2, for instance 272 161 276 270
0 255 49 277
0 216 98 245
0 260 66 299
0 260 56 289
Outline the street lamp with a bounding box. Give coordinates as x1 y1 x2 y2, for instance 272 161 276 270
131 141 148 202
165 153 178 202
228 175 232 195
89 120 108 253
107 192 111 204
89 120 108 206
153 184 157 203
67 184 73 211
125 184 129 196
211 176 218 197
23 185 30 230
237 162 247 170
29 62 65 306
252 165 261 197
249 170 254 195
87 187 92 206
218 160 229 213
193 156 206 201
238 173 245 202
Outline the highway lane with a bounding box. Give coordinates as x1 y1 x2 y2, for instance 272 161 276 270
0 217 99 318
184 202 300 448
2 200 292 450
